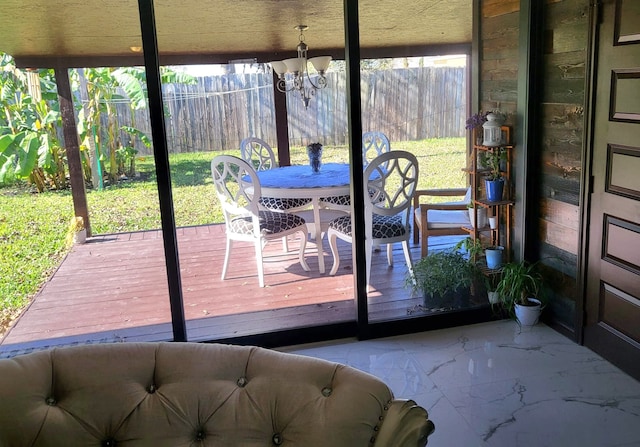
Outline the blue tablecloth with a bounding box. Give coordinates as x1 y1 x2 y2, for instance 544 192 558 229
255 163 350 189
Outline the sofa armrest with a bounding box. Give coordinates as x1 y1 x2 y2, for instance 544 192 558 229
373 399 435 447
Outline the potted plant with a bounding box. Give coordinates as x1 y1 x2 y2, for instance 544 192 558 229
466 203 488 229
485 245 504 269
482 148 506 202
454 236 484 262
494 260 545 326
455 237 502 304
406 249 481 309
67 216 86 246
485 269 502 304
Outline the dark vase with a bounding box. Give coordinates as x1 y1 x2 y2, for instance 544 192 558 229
485 178 505 202
307 143 323 173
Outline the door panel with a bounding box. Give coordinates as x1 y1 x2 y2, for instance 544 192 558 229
584 0 640 380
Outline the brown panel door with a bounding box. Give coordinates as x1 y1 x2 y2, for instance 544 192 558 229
584 0 640 379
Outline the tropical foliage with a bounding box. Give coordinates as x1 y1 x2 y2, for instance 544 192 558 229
1 54 65 191
0 52 196 190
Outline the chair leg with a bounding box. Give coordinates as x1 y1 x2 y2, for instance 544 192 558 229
297 230 310 272
327 229 340 276
222 238 232 280
254 239 265 287
282 236 289 253
402 240 416 286
386 243 394 266
365 239 373 291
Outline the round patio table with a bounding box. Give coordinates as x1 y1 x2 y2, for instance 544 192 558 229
255 163 351 273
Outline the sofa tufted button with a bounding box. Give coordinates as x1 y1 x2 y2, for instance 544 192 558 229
272 433 283 445
237 376 248 387
45 397 56 406
148 384 156 394
195 430 206 441
370 437 376 443
102 438 117 447
321 387 332 397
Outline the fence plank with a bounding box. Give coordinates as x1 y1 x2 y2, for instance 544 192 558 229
109 66 466 155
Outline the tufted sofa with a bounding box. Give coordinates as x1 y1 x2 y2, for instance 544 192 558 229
0 342 435 446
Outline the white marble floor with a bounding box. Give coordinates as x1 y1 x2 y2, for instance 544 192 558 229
281 320 640 447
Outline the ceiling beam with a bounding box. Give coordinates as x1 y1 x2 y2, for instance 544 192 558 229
13 43 471 69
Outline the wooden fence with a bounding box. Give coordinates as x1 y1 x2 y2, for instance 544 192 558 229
111 66 466 155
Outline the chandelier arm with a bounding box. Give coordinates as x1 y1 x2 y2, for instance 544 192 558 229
304 74 327 90
276 78 296 93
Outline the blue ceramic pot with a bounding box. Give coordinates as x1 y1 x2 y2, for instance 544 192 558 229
485 246 504 269
485 179 504 202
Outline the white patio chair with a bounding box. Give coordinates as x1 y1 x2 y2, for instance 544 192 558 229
319 131 391 210
211 154 310 287
327 150 418 289
362 131 391 167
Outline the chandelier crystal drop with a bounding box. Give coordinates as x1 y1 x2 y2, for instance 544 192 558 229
269 25 332 109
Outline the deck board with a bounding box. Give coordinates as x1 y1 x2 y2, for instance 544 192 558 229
0 223 467 354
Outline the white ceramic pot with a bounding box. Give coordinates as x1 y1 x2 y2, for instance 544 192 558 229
515 297 542 326
468 207 488 228
74 228 87 244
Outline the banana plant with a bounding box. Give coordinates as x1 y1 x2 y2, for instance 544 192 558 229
0 54 64 191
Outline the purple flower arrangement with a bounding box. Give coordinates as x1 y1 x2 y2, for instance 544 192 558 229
465 111 489 130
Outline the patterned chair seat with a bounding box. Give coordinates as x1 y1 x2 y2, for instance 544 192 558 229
230 211 307 235
329 214 406 239
320 189 383 209
260 196 312 211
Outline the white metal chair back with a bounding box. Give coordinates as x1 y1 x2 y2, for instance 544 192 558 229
364 150 418 226
327 150 418 289
319 132 391 210
211 154 310 287
240 137 277 171
212 154 261 233
362 131 390 167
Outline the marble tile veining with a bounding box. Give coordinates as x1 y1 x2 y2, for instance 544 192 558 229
281 320 640 447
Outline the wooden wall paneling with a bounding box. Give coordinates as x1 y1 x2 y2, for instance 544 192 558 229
539 198 579 255
480 4 519 115
483 0 520 18
537 0 589 335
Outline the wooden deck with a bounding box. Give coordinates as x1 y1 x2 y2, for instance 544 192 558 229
0 223 467 356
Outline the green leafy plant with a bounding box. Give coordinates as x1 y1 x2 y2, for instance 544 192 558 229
406 249 481 304
0 54 66 191
481 148 506 181
455 236 484 261
495 260 545 313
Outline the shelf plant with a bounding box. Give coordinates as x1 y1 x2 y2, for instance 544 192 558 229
481 147 506 202
406 249 482 309
495 260 546 326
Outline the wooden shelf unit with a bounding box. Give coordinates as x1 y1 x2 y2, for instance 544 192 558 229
468 126 514 265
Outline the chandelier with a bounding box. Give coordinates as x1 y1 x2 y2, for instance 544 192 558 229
269 25 332 109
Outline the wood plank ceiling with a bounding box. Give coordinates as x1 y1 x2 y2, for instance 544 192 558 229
0 0 472 68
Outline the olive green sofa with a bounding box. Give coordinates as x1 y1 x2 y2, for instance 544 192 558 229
0 342 435 446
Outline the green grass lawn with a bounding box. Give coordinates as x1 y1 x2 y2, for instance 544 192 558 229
0 137 466 334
